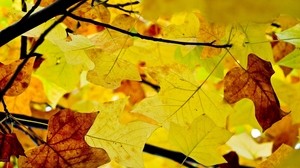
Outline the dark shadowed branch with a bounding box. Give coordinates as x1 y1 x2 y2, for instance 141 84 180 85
0 0 84 47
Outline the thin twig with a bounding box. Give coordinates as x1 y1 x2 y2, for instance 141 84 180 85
103 1 139 13
66 13 233 48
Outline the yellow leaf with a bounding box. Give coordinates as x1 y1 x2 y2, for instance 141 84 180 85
169 115 232 166
162 13 200 40
133 66 233 127
227 133 273 160
86 49 141 89
85 99 157 168
257 144 294 168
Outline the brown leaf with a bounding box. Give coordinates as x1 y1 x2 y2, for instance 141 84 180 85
0 133 25 162
0 57 35 96
224 53 286 131
18 109 110 168
272 35 295 76
219 152 239 168
265 115 300 152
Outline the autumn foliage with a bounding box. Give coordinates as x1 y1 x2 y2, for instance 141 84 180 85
0 0 300 167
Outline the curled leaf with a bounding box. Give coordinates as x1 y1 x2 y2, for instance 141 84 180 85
18 109 110 168
224 53 286 131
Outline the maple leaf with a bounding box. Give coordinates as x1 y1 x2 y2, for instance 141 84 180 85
224 53 286 131
85 99 157 168
0 133 25 162
0 57 35 96
18 109 110 168
169 115 232 166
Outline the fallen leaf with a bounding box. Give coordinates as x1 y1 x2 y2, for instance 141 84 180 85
226 133 273 160
169 115 232 166
0 133 25 162
224 53 286 131
85 99 157 168
18 109 110 168
0 57 35 96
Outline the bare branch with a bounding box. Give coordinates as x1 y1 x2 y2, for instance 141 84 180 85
0 0 82 47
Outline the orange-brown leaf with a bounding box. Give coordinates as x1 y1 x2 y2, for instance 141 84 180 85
0 57 35 96
0 133 25 162
265 115 300 152
224 53 285 131
18 109 110 168
114 80 145 105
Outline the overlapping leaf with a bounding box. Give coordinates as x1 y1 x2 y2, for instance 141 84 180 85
169 115 232 166
86 49 141 89
0 57 35 96
85 99 157 168
224 53 285 130
227 133 273 160
19 109 109 168
133 66 233 127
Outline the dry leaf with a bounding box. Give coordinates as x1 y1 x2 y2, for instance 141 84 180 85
0 133 25 162
0 57 35 96
224 53 286 131
18 109 110 168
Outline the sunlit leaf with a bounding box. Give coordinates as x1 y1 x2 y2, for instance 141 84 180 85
19 109 110 168
169 115 232 166
277 49 300 69
257 144 294 168
85 99 157 168
227 133 273 160
224 53 286 130
86 49 141 89
277 23 300 47
134 66 233 127
272 78 300 123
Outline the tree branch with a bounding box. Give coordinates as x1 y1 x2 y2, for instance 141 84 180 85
0 0 82 47
66 13 233 48
0 111 199 167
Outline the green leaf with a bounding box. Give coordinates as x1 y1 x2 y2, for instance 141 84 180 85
277 23 300 47
277 49 300 68
169 115 232 166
